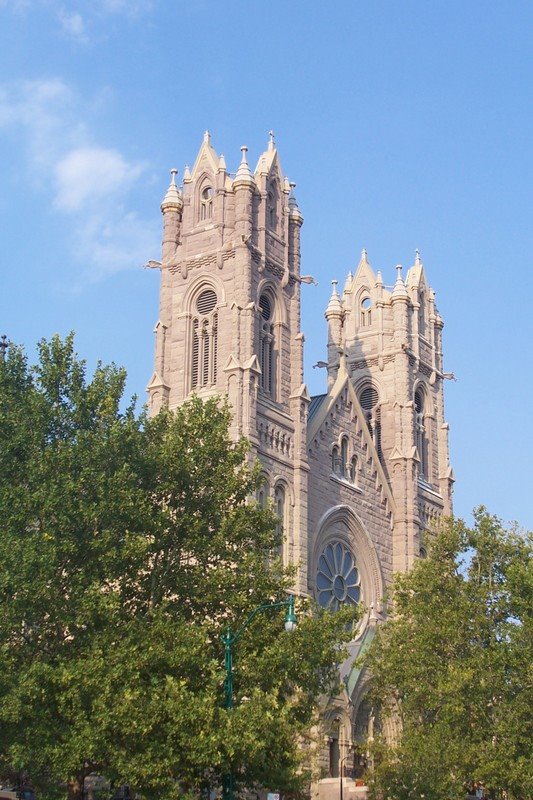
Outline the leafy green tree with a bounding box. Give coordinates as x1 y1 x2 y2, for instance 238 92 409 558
0 336 354 800
365 510 532 800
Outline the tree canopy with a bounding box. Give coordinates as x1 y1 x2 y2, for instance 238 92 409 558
365 510 533 800
0 335 355 800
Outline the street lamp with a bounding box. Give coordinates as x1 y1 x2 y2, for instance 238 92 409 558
339 748 355 800
221 595 297 800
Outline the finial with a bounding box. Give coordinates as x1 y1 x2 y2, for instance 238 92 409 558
392 264 408 300
325 279 343 318
288 181 297 206
203 130 210 143
415 248 421 264
218 154 227 172
183 164 192 183
234 145 255 187
161 168 183 211
268 130 275 150
0 334 8 362
361 247 368 261
343 271 353 294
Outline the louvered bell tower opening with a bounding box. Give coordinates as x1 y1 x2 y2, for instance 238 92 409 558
191 289 218 390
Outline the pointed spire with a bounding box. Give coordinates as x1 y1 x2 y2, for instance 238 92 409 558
287 181 303 225
343 271 353 294
288 182 297 207
375 270 383 287
183 164 192 183
356 248 371 271
233 145 255 188
268 130 275 151
218 154 227 172
161 168 183 212
325 279 343 318
392 264 409 301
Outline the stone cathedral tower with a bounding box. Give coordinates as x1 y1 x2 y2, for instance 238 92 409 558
148 133 454 794
147 131 310 595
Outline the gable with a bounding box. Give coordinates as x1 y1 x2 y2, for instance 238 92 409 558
308 366 396 517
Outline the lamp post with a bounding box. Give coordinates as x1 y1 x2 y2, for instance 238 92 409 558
339 747 355 800
221 595 297 800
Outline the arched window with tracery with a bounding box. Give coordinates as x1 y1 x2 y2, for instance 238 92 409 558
360 295 372 327
199 184 213 221
191 288 218 389
359 385 382 462
316 541 361 612
414 388 429 480
259 291 275 395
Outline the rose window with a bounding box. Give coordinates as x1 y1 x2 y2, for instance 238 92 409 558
316 542 361 611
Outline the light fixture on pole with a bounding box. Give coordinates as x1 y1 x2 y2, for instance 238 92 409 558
221 595 297 800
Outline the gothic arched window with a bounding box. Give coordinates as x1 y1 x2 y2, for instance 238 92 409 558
257 475 270 509
418 290 426 337
359 385 382 462
259 292 275 395
191 288 218 389
340 436 349 479
274 483 286 544
360 295 372 327
331 445 340 476
414 388 429 480
199 184 213 221
267 183 277 229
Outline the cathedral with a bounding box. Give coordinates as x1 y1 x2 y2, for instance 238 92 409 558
146 132 454 794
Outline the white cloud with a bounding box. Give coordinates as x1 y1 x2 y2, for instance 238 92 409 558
0 79 159 282
58 9 87 42
76 210 160 283
98 0 152 14
2 1 153 38
55 146 145 212
0 78 81 168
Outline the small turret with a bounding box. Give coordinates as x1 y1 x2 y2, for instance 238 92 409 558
391 264 409 302
325 280 344 388
233 145 255 189
288 182 303 226
325 279 343 319
161 168 182 262
343 271 353 297
161 168 183 212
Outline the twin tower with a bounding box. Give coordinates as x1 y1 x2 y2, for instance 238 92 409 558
147 131 454 763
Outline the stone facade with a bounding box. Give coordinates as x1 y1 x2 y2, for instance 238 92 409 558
147 133 454 792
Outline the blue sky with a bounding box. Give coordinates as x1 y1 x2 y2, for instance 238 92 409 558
1 0 532 529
